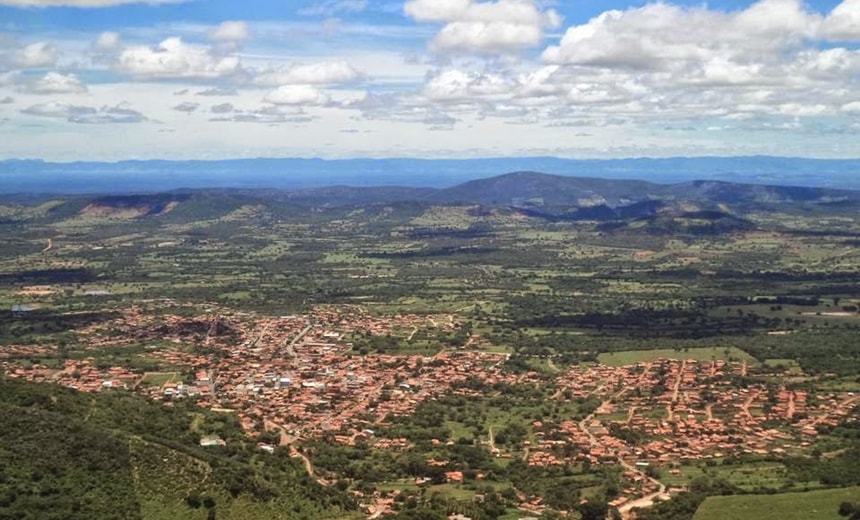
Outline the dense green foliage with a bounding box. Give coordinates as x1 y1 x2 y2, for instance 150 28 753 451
0 402 141 520
0 378 356 520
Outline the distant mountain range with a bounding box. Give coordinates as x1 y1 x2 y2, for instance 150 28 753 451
1 156 858 194
4 172 858 235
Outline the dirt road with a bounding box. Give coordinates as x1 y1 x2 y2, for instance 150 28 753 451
786 391 795 420
741 392 757 419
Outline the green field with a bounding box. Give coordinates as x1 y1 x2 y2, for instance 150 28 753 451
139 372 180 387
693 487 860 520
597 347 756 366
763 358 804 374
660 461 812 491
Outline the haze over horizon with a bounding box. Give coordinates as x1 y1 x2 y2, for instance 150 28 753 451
0 0 858 162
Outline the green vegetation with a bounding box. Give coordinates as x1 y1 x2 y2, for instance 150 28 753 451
0 378 357 520
693 487 860 520
597 347 756 366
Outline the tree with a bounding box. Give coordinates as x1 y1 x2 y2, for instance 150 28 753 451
579 496 608 520
838 501 860 519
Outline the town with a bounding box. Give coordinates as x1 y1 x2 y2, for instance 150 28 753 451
2 301 857 518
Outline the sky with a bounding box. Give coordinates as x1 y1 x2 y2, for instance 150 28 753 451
0 0 858 161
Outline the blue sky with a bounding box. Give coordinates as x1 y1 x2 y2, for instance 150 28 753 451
0 0 857 160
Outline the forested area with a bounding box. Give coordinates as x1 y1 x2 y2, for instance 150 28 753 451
0 377 357 520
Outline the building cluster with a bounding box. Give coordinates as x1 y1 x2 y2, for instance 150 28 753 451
524 359 857 471
2 303 858 519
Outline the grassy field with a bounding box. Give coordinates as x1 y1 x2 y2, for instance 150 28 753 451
138 372 180 387
693 487 860 520
597 347 756 366
763 358 804 374
660 461 806 491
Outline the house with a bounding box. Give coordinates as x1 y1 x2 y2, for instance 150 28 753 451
200 435 225 447
445 471 464 483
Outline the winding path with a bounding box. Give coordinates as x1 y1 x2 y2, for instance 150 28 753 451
488 426 497 452
264 420 329 486
575 383 667 519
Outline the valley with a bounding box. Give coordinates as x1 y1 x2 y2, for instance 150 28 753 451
0 173 859 520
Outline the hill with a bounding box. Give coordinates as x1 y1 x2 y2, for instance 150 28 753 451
0 172 858 233
693 487 860 520
0 376 357 520
426 171 662 207
428 171 860 210
2 156 858 193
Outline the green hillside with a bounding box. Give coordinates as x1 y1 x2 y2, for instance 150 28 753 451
0 377 358 520
693 487 860 520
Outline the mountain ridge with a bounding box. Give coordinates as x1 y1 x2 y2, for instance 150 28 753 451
2 171 858 230
2 155 858 194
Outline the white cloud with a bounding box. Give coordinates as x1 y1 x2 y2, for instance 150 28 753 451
405 0 561 53
23 72 88 94
0 96 14 104
424 68 510 102
172 101 199 113
73 103 147 123
542 0 820 70
423 108 458 128
263 84 331 106
299 0 368 17
2 0 858 159
0 71 21 86
21 101 80 117
348 89 467 128
211 105 313 124
821 0 860 40
254 61 362 87
776 103 828 117
93 31 121 52
0 0 183 6
515 65 561 98
432 21 542 53
790 48 860 81
21 101 146 123
210 102 234 113
12 42 58 68
523 0 860 125
118 37 243 79
196 87 238 96
209 21 249 42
